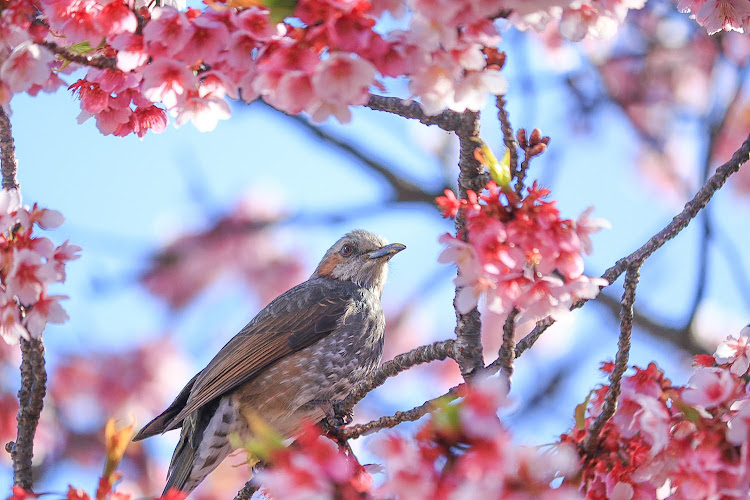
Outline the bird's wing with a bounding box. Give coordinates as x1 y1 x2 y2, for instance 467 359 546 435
163 278 361 431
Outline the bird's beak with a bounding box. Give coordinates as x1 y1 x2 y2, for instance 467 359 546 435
369 243 406 260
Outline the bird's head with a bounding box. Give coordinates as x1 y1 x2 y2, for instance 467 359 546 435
312 230 406 295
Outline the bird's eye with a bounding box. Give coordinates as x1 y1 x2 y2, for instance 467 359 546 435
340 244 354 257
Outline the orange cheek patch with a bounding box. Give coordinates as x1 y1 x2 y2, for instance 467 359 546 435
315 254 343 277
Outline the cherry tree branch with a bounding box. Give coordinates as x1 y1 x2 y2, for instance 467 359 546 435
497 309 518 379
42 42 117 71
0 108 19 189
495 95 520 189
452 111 487 380
10 338 47 489
366 95 465 132
1 101 47 491
582 266 639 455
336 339 456 415
233 479 260 500
342 383 463 440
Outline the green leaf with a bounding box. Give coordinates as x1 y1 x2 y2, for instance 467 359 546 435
574 390 594 430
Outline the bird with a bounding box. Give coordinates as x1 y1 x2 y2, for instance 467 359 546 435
133 229 405 495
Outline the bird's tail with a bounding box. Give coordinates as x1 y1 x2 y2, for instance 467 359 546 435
163 398 236 496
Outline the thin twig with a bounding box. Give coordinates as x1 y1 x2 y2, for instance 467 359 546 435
495 95 519 191
233 479 260 500
0 108 19 190
582 266 640 455
342 384 463 440
42 42 117 71
337 339 456 415
12 338 47 489
497 309 518 379
366 95 465 132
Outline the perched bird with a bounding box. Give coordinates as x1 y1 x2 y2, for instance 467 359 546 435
133 230 405 495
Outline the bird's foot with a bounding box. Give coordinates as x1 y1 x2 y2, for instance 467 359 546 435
308 399 353 428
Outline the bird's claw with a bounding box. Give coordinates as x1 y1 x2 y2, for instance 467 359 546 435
326 400 353 427
309 399 352 428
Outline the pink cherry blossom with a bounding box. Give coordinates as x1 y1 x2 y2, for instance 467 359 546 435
97 0 138 37
6 249 57 305
141 59 197 109
24 294 69 337
0 298 27 345
696 0 750 34
179 15 230 65
438 181 607 334
172 95 231 132
0 42 54 94
682 367 737 409
452 70 508 112
236 7 276 41
714 326 750 376
311 53 375 105
110 33 150 72
460 375 510 439
41 0 103 44
726 400 750 445
142 7 195 58
29 207 64 229
574 206 612 255
372 435 436 499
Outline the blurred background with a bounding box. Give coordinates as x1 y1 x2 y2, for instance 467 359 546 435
2 1 750 498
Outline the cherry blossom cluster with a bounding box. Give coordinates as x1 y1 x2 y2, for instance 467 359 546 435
2 0 741 135
372 375 582 499
437 180 608 336
562 326 750 498
140 196 305 310
0 0 667 136
252 376 581 499
0 189 80 345
506 0 651 41
254 422 373 499
0 0 505 134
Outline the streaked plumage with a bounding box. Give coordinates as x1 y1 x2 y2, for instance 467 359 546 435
133 230 405 495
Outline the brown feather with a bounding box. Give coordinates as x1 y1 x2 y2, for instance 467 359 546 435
313 253 344 278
